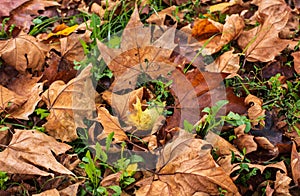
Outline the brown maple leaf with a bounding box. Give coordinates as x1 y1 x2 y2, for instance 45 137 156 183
97 4 177 92
42 65 96 142
136 130 240 195
0 129 73 177
0 32 49 72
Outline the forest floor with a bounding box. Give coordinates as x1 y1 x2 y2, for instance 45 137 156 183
0 0 300 195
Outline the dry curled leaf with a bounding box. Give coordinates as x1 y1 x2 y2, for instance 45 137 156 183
0 129 73 177
136 130 239 195
146 6 178 26
291 142 300 185
234 124 257 154
0 85 26 114
0 32 49 72
42 65 95 142
8 0 60 32
244 94 265 126
6 75 43 120
274 171 292 196
206 48 240 73
96 106 128 143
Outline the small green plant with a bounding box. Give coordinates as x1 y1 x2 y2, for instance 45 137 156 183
231 148 259 187
79 132 143 195
0 18 15 39
0 171 9 190
184 100 251 136
35 108 49 120
228 73 300 130
218 187 228 196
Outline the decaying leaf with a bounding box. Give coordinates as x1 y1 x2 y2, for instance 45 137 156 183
234 124 257 154
97 5 177 91
291 142 300 185
146 6 178 26
0 32 49 72
59 31 92 63
205 48 240 73
127 97 165 131
7 75 43 120
136 130 239 195
274 171 292 196
191 14 244 55
8 0 60 32
0 129 73 177
238 22 290 62
244 94 265 126
0 0 30 17
205 131 241 175
238 0 291 63
291 51 300 74
96 106 128 143
42 65 95 142
102 87 144 120
0 85 27 114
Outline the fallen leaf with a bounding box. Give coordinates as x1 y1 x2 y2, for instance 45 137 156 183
136 130 240 195
41 51 77 87
205 131 241 175
274 171 292 196
8 0 60 32
96 106 128 143
191 14 244 55
238 24 290 62
279 12 299 39
0 85 27 114
209 2 236 13
102 87 144 120
59 30 92 63
291 51 300 74
291 142 300 185
205 48 240 73
234 124 257 154
127 97 165 131
0 129 73 177
47 24 78 39
32 189 60 196
0 0 30 17
218 14 244 48
0 32 49 72
59 182 81 196
192 18 223 40
42 65 95 142
146 6 177 26
6 75 43 120
244 94 265 126
255 0 290 31
100 172 121 187
97 5 177 91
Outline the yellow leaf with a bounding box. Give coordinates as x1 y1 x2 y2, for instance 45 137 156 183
209 2 235 13
127 98 165 131
126 163 138 176
47 24 79 38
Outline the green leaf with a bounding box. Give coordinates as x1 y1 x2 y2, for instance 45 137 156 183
109 185 122 196
183 120 194 132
